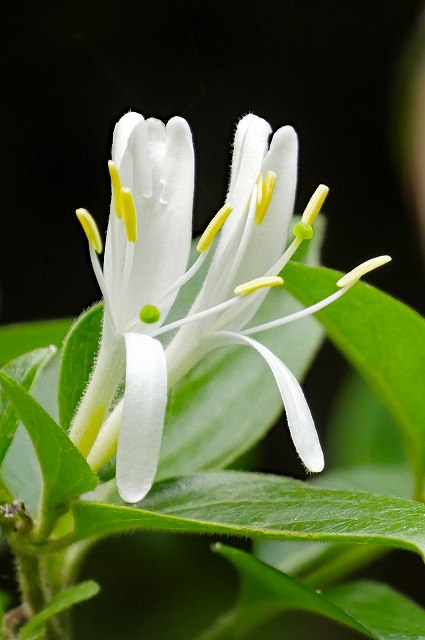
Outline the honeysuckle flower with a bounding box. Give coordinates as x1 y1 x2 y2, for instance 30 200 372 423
69 112 195 501
84 113 391 504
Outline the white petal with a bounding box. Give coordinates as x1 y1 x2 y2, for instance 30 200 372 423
235 125 298 285
117 333 168 503
112 112 144 185
121 117 194 324
129 118 153 198
223 126 299 330
173 115 271 323
208 331 324 472
220 114 272 247
105 113 145 300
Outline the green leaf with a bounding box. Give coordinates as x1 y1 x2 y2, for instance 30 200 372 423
0 590 10 620
66 472 425 558
0 319 72 365
201 544 425 640
255 464 411 588
0 348 55 466
328 372 405 469
283 262 425 482
0 371 97 532
18 580 100 639
58 304 103 429
326 581 425 640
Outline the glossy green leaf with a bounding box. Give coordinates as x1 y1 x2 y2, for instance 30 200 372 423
0 348 55 466
58 304 103 429
18 580 100 639
65 472 425 558
283 262 425 481
255 464 411 588
201 544 425 640
0 319 72 365
0 371 97 531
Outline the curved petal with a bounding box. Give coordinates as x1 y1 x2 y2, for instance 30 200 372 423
207 331 324 472
117 333 168 503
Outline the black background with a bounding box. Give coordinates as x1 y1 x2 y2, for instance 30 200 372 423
1 0 423 325
1 2 425 637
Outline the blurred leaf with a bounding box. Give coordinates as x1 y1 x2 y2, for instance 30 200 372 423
67 472 425 558
328 372 405 469
18 580 100 639
0 319 72 365
0 590 10 620
200 545 425 640
325 581 425 640
0 371 97 532
0 348 55 466
283 262 425 483
58 304 103 429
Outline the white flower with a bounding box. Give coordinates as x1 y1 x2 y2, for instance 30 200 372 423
69 112 195 501
76 112 391 504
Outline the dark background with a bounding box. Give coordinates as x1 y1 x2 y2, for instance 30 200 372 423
2 0 423 325
1 2 425 638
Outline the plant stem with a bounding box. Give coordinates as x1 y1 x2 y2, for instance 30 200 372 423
15 550 46 618
14 548 66 640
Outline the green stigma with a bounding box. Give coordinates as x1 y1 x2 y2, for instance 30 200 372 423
139 304 161 324
293 221 314 240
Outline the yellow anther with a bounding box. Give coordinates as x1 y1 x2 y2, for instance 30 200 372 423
108 161 124 219
197 203 233 252
336 255 392 288
234 275 284 296
255 171 277 225
75 208 103 254
121 188 138 243
301 184 329 226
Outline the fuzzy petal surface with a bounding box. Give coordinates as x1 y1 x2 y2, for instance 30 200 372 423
117 333 168 503
207 331 324 472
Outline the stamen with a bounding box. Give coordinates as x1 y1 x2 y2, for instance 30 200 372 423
234 276 284 296
76 208 103 254
265 237 302 277
336 255 392 288
197 203 233 252
121 188 138 243
154 250 210 308
140 304 161 324
301 184 329 225
255 171 277 225
293 221 314 240
242 287 348 336
108 161 123 219
153 296 241 337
